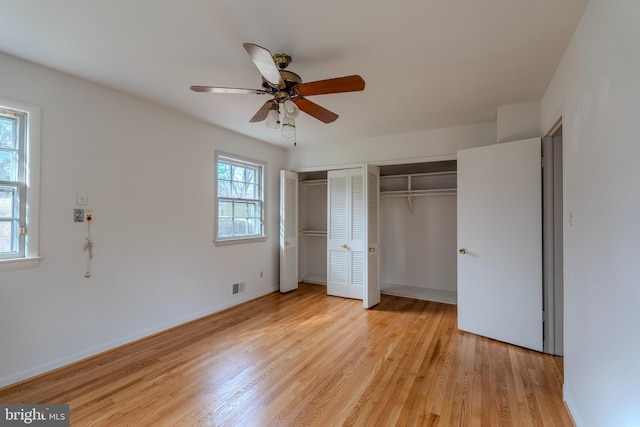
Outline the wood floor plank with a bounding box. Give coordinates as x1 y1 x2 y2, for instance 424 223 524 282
0 283 574 426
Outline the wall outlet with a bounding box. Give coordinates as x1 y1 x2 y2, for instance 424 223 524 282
74 209 84 222
85 209 94 222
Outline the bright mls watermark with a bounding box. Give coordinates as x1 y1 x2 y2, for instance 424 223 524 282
0 405 68 426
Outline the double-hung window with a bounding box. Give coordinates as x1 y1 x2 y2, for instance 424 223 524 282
0 98 41 268
1 110 27 258
215 153 265 243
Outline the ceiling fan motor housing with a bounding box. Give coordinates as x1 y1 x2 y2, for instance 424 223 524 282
261 69 302 92
273 53 292 69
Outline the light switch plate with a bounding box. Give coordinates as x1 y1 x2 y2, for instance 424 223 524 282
76 191 88 205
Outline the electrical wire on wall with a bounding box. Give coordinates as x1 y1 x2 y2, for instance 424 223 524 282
83 213 93 278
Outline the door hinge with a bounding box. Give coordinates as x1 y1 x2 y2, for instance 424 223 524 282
20 226 27 236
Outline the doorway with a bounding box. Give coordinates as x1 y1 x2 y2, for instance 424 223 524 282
543 122 564 355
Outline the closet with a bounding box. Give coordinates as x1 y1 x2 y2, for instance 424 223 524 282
378 160 458 304
281 165 380 308
298 170 328 285
287 160 456 305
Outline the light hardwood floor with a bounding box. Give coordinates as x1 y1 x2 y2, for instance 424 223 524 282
0 283 573 426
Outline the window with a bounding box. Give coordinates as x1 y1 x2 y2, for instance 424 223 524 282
215 153 265 243
1 110 27 258
0 98 41 269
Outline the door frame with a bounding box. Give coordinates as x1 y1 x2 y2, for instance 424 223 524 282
542 120 564 355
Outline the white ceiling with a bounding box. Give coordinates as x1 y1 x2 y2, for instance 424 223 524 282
0 0 588 148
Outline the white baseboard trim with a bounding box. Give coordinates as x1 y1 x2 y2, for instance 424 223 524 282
381 283 457 304
0 286 278 389
563 384 581 427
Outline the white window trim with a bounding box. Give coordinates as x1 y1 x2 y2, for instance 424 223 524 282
214 151 267 246
0 96 42 270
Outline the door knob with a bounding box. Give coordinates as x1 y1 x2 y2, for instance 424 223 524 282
459 248 467 254
368 247 375 253
341 243 348 249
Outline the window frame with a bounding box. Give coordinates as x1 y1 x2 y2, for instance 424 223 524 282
214 151 266 245
0 96 41 271
0 111 26 258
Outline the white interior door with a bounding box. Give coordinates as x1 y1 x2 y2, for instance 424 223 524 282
327 169 351 298
364 164 381 308
457 138 542 351
348 168 366 300
327 168 365 300
280 170 298 293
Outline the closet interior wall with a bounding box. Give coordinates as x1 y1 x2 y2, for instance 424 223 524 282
379 160 458 304
298 170 328 285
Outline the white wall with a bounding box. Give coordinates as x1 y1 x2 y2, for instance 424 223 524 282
541 2 640 426
497 101 541 143
287 122 496 170
0 52 286 387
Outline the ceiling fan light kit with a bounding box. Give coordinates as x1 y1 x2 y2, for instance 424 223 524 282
265 103 281 129
190 43 365 143
281 116 296 139
283 99 299 118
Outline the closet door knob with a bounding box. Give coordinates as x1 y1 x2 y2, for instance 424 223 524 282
341 243 348 249
459 248 467 254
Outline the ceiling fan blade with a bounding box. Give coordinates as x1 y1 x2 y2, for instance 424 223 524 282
294 75 365 97
249 100 274 123
190 86 269 95
243 43 285 89
293 98 339 123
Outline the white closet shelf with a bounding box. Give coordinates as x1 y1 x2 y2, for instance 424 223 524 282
300 230 327 237
301 179 327 186
380 170 457 214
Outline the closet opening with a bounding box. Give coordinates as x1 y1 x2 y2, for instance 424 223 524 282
294 160 458 305
298 170 328 285
378 160 458 304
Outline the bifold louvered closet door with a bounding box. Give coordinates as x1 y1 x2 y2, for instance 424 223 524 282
327 168 366 299
279 170 298 293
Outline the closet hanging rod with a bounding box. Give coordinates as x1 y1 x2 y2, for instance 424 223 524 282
380 190 457 198
300 179 327 186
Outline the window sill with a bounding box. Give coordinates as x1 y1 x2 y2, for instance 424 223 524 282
0 256 43 272
214 236 267 247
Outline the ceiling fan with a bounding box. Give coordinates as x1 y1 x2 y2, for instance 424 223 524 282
190 43 365 132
